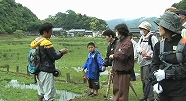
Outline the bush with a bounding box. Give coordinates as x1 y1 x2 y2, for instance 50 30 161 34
14 30 24 38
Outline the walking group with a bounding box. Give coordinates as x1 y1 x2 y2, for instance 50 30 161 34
29 7 186 101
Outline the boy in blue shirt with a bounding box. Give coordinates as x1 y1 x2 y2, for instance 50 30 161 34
82 42 106 97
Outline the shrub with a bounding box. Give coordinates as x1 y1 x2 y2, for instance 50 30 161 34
14 30 24 38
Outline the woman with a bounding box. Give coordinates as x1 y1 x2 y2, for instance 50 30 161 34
151 11 186 101
109 23 134 101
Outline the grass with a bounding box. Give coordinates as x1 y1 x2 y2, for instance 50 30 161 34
0 35 143 101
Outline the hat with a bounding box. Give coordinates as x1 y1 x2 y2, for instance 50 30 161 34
176 9 186 16
154 11 182 34
138 21 152 31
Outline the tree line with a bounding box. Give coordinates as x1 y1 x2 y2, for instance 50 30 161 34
0 0 107 34
0 0 185 34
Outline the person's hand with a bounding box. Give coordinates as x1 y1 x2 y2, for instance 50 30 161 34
141 51 147 57
60 48 68 54
108 69 113 76
153 83 163 94
102 66 106 72
109 54 114 59
144 55 151 60
154 69 165 81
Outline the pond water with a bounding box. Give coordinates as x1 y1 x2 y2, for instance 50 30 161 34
0 99 4 101
5 80 80 101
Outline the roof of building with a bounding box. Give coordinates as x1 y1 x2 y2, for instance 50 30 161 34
69 29 86 32
53 28 63 31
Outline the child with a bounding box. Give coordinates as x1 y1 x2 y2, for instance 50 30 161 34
82 42 105 97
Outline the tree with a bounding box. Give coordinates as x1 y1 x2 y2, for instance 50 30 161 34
172 0 186 10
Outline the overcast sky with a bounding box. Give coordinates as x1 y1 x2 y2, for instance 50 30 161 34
15 0 181 20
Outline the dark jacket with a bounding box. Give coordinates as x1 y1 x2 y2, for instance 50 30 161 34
151 34 186 96
112 36 134 73
103 38 118 67
30 37 63 73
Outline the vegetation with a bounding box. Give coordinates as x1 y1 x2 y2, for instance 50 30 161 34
0 0 107 34
45 10 107 31
172 0 186 10
0 0 41 34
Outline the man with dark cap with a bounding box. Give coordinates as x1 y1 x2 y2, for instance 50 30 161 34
177 9 186 28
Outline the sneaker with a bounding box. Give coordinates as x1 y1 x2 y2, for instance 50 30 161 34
89 93 97 97
88 92 93 96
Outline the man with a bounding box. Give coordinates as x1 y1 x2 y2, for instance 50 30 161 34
136 21 158 101
129 32 138 81
102 29 118 100
102 29 118 70
176 9 186 38
109 23 134 101
177 9 186 28
30 23 68 101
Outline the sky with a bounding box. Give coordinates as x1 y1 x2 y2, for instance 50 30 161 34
15 0 181 20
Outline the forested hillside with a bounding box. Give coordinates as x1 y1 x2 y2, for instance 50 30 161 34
1 0 185 34
43 10 107 31
0 0 107 34
0 0 41 34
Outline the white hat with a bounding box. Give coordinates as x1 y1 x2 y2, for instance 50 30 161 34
138 21 152 31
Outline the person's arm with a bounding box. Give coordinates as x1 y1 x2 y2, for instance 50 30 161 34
44 41 63 60
97 53 104 71
151 36 159 48
82 55 89 70
103 45 110 67
151 42 160 72
133 40 138 60
136 36 143 54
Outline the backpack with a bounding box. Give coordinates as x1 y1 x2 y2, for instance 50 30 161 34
140 34 154 51
159 38 186 67
28 38 44 74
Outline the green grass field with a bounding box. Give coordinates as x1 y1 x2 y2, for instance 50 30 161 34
0 35 143 101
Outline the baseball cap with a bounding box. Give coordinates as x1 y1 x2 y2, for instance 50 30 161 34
176 9 186 16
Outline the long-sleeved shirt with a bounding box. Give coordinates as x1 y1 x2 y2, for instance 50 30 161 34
136 32 159 66
112 36 134 72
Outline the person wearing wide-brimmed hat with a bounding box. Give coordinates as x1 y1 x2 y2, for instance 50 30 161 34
151 11 186 101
